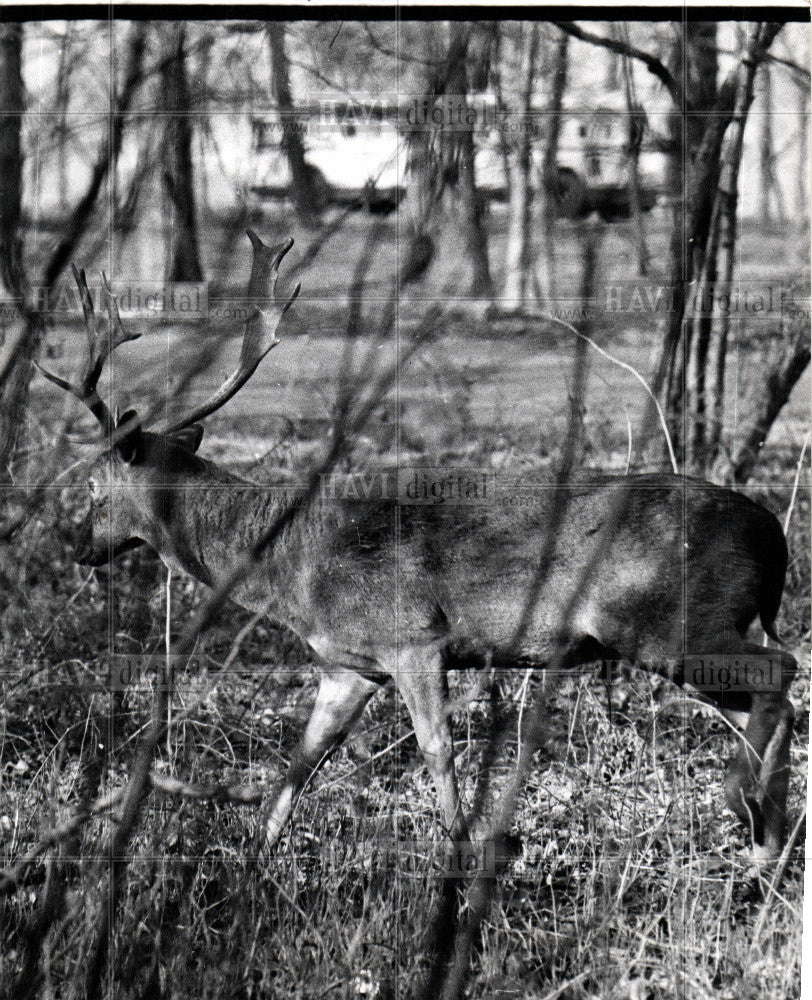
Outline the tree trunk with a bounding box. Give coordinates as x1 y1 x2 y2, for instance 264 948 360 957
162 25 204 284
658 22 719 464
617 31 650 277
0 24 24 304
0 23 29 481
490 35 514 208
537 32 568 303
195 37 213 219
504 22 539 306
449 22 493 299
402 24 489 292
730 319 810 483
55 24 74 214
603 26 620 90
795 80 809 223
705 25 786 475
267 22 322 228
758 64 785 224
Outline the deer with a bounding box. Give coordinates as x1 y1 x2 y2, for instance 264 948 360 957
38 230 796 864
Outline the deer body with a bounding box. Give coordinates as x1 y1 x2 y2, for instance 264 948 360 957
81 433 796 857
88 442 785 666
44 232 796 861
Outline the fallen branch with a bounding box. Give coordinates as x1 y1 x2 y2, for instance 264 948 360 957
0 770 268 898
0 788 123 897
149 771 264 805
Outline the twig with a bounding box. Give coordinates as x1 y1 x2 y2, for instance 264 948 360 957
165 568 173 759
783 430 810 535
427 224 605 999
538 970 597 1000
0 764 271 900
82 586 175 1000
315 729 415 795
542 313 678 474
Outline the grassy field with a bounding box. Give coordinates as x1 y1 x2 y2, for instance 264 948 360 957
1 208 809 998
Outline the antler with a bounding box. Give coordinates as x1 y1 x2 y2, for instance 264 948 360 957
36 267 140 436
164 231 300 434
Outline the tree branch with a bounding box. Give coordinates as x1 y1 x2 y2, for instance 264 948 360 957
765 52 810 82
731 318 810 483
360 22 441 68
555 21 682 106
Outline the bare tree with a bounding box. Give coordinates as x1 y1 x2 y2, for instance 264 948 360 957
0 22 30 481
0 23 24 306
400 23 484 290
503 22 539 305
448 21 494 299
161 24 204 283
559 21 800 478
700 26 781 471
537 31 569 302
267 22 324 227
43 22 147 291
660 20 719 462
1 22 147 495
758 63 785 224
618 28 651 276
655 23 795 474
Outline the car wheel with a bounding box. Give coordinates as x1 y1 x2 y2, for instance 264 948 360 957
553 166 588 219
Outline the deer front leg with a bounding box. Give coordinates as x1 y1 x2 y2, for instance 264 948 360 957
392 647 468 843
717 645 796 862
265 666 380 846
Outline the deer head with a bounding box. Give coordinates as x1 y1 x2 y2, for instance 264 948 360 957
40 231 299 566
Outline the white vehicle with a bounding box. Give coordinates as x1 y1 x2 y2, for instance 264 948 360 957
475 98 667 220
247 94 667 220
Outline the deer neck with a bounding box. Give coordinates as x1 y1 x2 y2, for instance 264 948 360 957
154 465 294 599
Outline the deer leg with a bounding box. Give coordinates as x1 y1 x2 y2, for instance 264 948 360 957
265 666 380 846
727 692 794 861
392 648 468 843
704 643 795 861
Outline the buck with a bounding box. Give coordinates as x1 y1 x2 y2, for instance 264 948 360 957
40 231 796 862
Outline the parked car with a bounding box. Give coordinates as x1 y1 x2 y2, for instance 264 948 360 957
247 95 667 221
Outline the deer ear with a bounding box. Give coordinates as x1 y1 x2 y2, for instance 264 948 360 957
169 424 204 454
115 408 143 464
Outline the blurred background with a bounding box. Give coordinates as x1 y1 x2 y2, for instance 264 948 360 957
0 19 809 484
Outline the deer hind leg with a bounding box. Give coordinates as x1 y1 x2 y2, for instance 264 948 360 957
391 646 468 843
704 642 796 861
265 666 380 846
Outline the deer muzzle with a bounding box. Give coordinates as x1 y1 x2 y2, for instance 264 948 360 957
74 511 142 565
